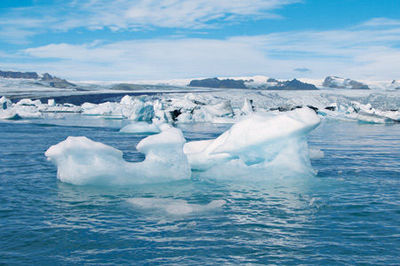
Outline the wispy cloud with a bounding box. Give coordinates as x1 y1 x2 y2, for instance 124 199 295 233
361 17 400 27
294 68 311 73
0 11 57 44
0 0 300 43
17 20 400 81
2 1 399 81
64 0 301 30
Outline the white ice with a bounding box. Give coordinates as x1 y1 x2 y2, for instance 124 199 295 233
45 107 321 185
0 96 18 119
45 124 190 185
82 95 154 121
184 107 321 179
2 87 400 124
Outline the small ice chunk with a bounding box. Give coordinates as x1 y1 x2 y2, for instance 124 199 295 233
48 99 55 106
240 98 255 115
1 96 11 110
16 98 41 106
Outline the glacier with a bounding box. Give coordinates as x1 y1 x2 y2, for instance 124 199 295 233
2 88 400 125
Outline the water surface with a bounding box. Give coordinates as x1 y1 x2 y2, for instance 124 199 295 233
0 120 399 264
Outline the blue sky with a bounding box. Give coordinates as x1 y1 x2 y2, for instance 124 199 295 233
0 0 399 81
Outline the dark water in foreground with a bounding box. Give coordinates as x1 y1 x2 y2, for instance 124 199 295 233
0 119 399 265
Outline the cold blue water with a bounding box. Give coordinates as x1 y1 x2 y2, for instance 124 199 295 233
1 119 399 265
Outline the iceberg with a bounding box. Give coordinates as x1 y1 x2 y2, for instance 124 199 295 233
184 107 321 179
82 102 124 118
240 98 255 115
120 96 154 121
11 98 42 118
347 102 400 123
3 88 399 125
161 94 235 123
81 96 154 121
45 124 190 185
190 100 234 123
0 96 40 119
39 103 82 114
0 96 19 119
1 96 11 110
45 107 321 185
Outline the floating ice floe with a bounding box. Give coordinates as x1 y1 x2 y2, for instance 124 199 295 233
45 124 190 185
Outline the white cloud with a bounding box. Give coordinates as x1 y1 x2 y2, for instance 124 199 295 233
361 18 400 27
0 0 300 42
17 21 400 81
65 0 300 30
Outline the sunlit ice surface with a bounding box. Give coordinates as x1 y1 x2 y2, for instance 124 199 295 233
0 119 399 264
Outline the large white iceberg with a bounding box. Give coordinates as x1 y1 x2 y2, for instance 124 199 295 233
45 124 190 185
184 107 320 179
45 107 321 184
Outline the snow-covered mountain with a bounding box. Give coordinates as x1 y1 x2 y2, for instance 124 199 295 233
2 69 400 99
119 75 400 91
322 76 370 90
0 70 76 89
